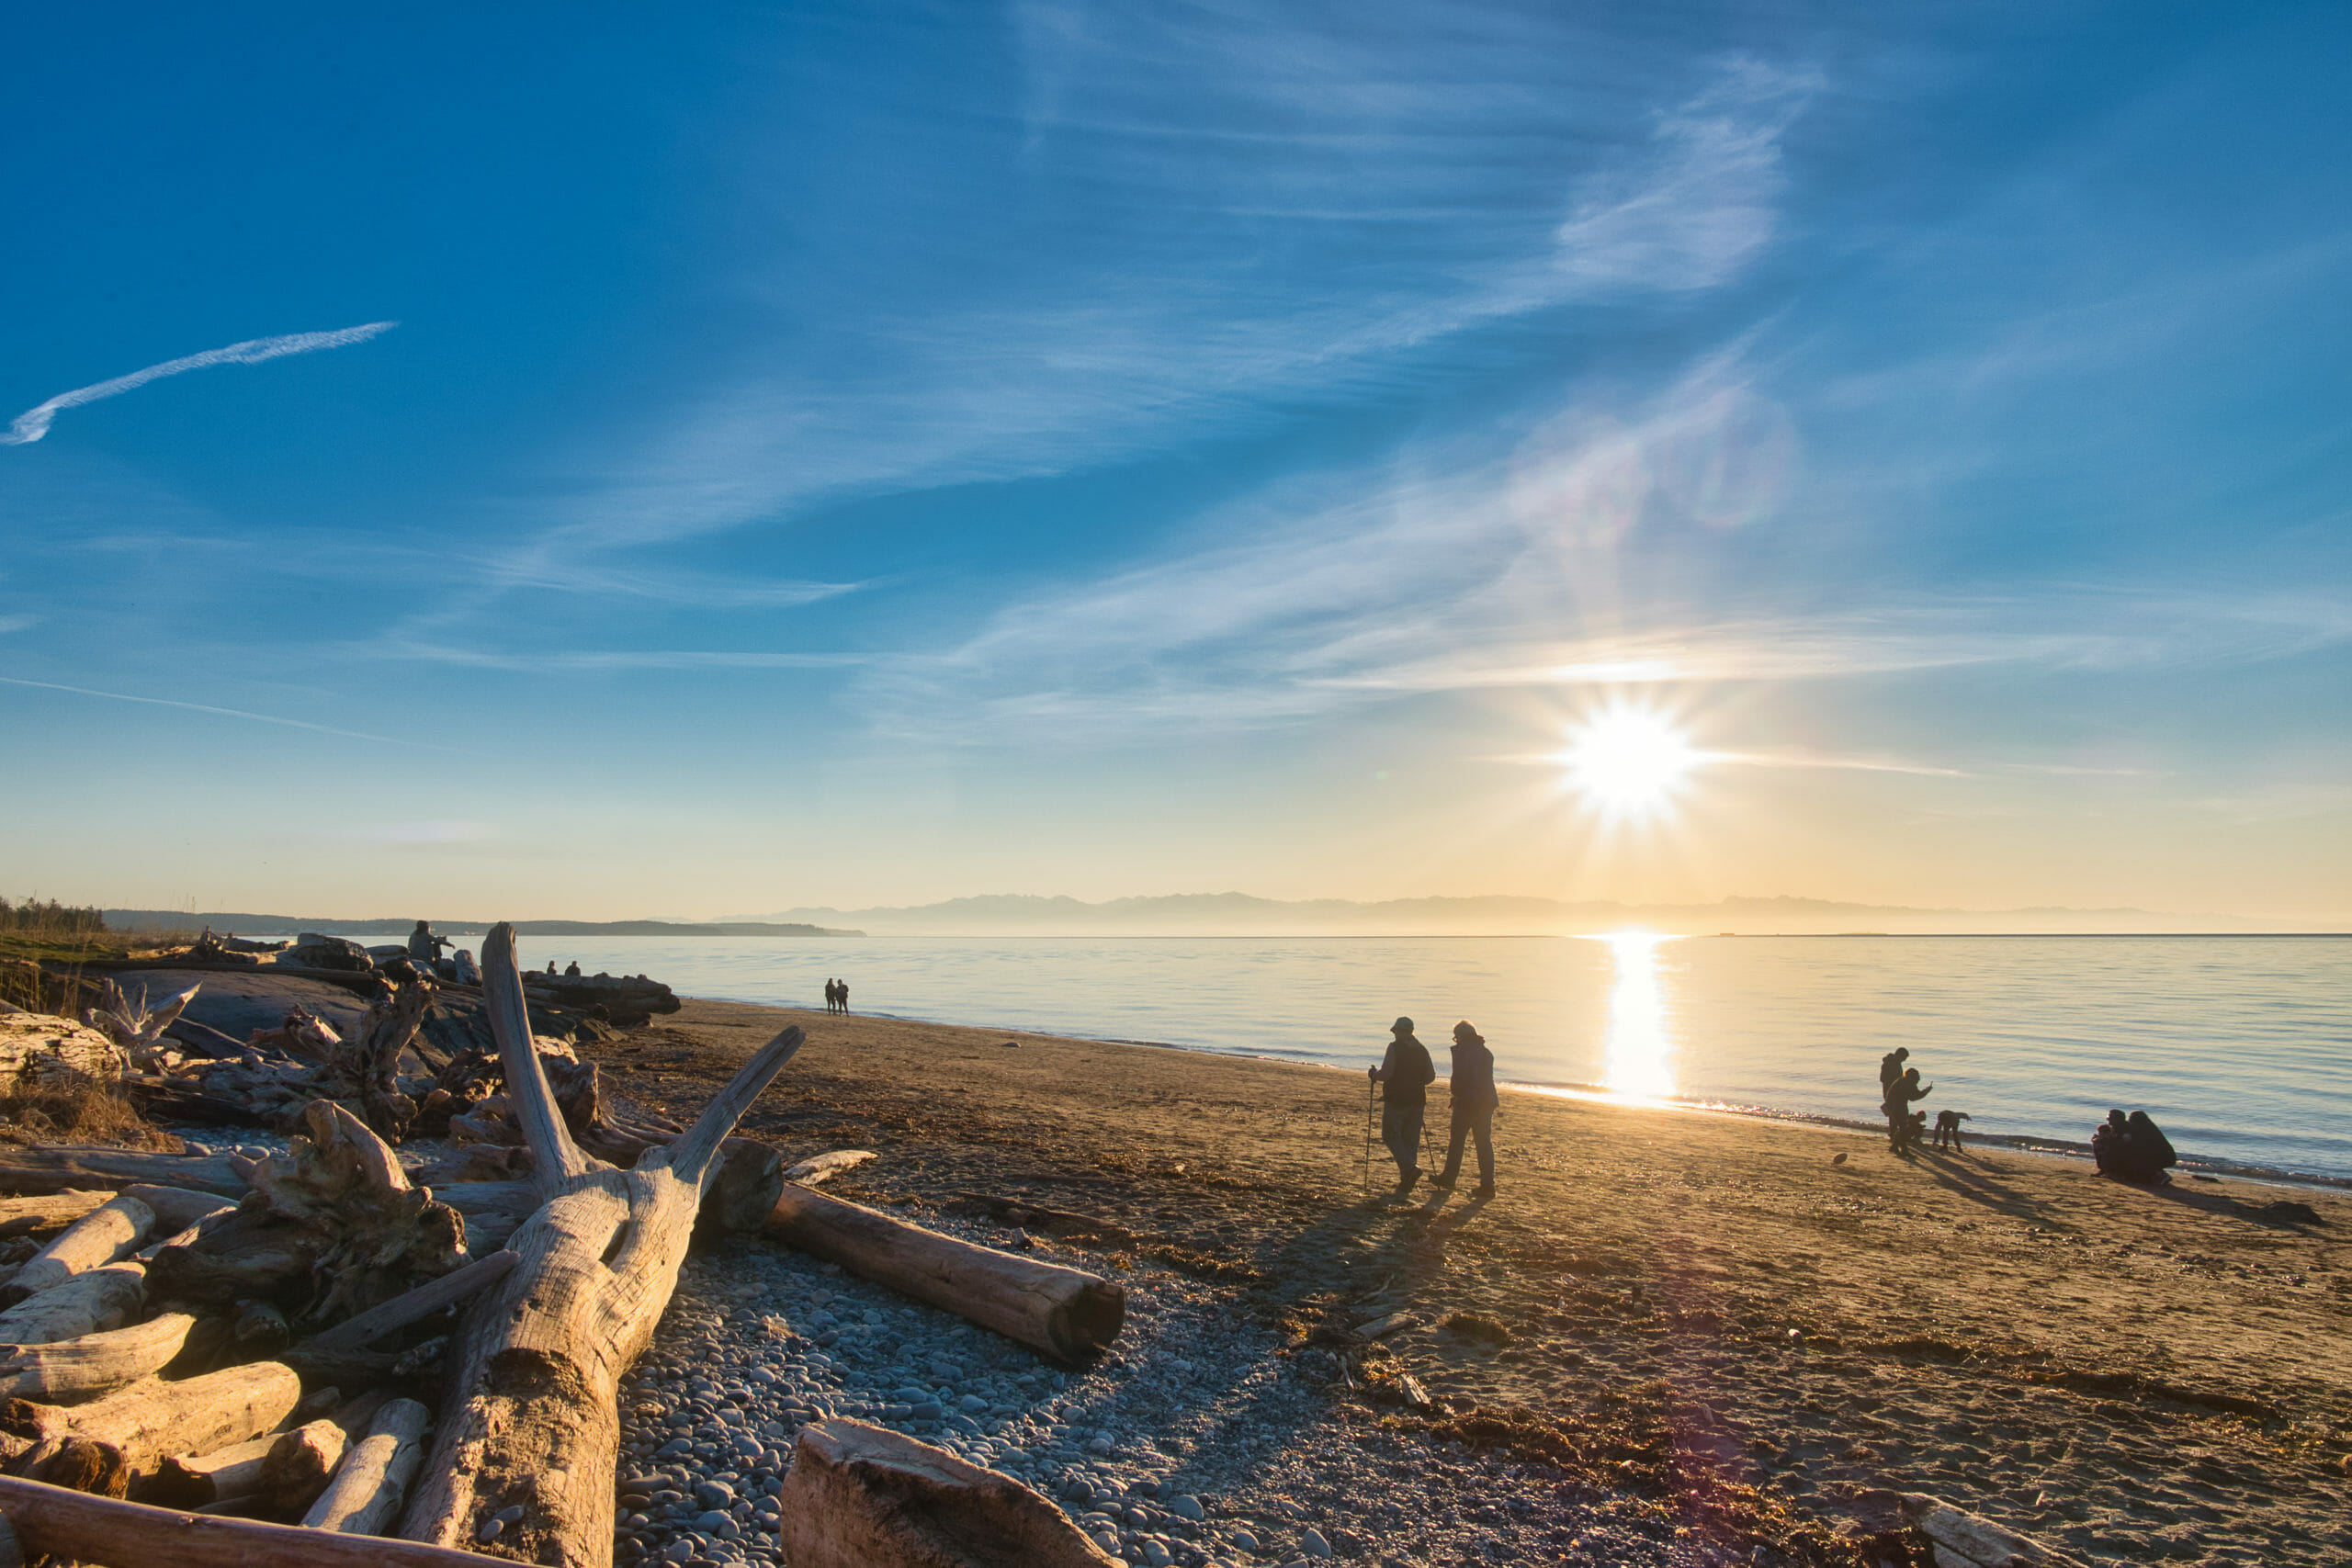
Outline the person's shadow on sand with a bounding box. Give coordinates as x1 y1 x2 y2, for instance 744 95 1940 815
2147 1182 2329 1231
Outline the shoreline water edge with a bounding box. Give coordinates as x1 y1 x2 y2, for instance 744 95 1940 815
692 995 2352 1195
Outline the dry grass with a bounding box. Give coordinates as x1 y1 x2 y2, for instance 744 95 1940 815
0 1074 179 1151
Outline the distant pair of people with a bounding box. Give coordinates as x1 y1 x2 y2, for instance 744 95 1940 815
2092 1109 2177 1185
1879 1046 1934 1156
1368 1017 1497 1200
822 977 851 1014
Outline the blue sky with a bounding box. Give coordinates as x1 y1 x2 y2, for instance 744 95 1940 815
3 2 2346 919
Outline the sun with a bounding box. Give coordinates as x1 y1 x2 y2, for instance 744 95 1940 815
1557 705 1702 814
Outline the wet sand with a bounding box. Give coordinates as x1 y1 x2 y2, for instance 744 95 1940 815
600 997 2352 1567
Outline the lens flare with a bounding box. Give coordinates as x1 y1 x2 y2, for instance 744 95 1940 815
1557 705 1702 815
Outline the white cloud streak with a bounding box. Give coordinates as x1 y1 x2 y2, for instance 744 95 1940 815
2 322 398 446
0 673 453 748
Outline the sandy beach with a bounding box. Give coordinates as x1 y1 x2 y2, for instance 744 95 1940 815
591 996 2352 1568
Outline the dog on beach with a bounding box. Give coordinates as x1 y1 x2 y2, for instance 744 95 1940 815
1931 1109 1972 1151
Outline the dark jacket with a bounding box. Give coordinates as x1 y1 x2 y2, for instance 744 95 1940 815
1449 1038 1498 1112
1375 1035 1436 1107
1878 1052 1908 1089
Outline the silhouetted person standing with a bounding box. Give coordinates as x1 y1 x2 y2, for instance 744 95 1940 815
1883 1066 1932 1155
836 977 850 1014
1368 1016 1436 1198
1430 1020 1498 1197
1879 1046 1909 1094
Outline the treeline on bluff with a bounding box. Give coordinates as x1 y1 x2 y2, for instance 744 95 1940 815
0 897 107 933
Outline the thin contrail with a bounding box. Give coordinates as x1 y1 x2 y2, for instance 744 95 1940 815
0 673 452 750
1 321 398 445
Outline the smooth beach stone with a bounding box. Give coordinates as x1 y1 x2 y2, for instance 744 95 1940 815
1299 1528 1333 1558
1170 1495 1207 1521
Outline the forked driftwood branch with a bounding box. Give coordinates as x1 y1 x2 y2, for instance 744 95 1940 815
396 923 805 1566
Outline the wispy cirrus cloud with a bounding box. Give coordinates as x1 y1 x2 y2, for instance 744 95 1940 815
450 48 1815 585
861 343 2352 744
1 322 397 446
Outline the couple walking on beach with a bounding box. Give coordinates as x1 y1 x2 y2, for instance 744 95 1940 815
822 977 851 1014
1368 1017 1497 1201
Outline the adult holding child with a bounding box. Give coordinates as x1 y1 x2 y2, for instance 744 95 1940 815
1883 1066 1933 1156
1429 1020 1498 1198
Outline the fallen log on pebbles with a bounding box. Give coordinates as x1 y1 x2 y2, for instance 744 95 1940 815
764 1184 1125 1364
0 1472 516 1568
395 923 807 1567
775 1418 1116 1568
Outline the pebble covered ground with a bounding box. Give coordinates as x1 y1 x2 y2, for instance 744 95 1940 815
612 1215 1694 1568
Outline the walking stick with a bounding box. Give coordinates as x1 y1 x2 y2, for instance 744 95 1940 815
1363 1077 1375 1197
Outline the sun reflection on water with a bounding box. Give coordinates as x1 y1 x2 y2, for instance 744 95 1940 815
1599 931 1679 1100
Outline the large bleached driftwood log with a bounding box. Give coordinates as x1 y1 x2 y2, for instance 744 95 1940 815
397 924 806 1566
5 1359 300 1482
0 1194 153 1308
0 1262 146 1346
0 1311 196 1404
765 1185 1125 1364
775 1419 1116 1568
0 1017 127 1092
0 1472 515 1568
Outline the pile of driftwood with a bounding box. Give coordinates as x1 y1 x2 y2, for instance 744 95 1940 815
0 925 1129 1568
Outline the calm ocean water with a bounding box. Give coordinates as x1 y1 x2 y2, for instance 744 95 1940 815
497 933 2350 1183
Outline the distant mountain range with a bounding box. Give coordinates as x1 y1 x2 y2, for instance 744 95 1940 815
103 911 861 938
102 894 2339 942
718 892 2344 936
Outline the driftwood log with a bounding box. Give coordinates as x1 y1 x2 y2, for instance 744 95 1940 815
775 1419 1116 1568
0 1195 153 1308
0 1149 245 1199
146 1430 277 1507
0 1017 126 1092
765 1185 1125 1364
254 1416 345 1513
308 1395 431 1532
5 1359 300 1482
396 923 806 1566
0 1472 516 1568
0 1312 196 1404
784 1148 874 1185
0 1192 112 1238
0 1262 145 1345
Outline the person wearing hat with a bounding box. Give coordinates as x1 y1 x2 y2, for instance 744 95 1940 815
1429 1020 1498 1197
1368 1016 1437 1199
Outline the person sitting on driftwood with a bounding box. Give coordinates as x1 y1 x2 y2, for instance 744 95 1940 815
451 948 481 986
407 919 453 968
564 960 582 977
1429 1020 1498 1198
1368 1016 1436 1200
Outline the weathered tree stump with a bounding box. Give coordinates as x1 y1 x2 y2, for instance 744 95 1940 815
395 923 806 1566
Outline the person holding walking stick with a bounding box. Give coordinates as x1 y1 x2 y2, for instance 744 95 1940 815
1368 1016 1436 1201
